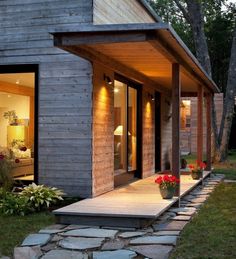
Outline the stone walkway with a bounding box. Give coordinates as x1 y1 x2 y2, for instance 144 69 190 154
11 174 224 259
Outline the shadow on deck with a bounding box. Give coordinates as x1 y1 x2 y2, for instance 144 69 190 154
54 171 211 228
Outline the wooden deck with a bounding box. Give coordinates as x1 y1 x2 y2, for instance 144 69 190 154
54 171 211 228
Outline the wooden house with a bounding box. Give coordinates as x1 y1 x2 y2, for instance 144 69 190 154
0 0 219 198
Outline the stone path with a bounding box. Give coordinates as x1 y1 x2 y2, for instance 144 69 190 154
12 174 224 259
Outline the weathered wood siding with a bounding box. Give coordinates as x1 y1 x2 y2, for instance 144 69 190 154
142 87 155 178
92 63 114 196
0 0 94 197
93 0 155 24
161 96 172 170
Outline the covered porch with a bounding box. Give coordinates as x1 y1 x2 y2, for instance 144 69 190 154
51 22 220 226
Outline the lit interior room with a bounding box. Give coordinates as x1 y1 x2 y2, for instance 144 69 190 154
0 73 35 181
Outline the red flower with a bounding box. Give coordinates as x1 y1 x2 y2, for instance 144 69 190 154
0 154 5 160
15 158 20 163
20 146 27 152
155 175 180 186
200 162 206 169
189 164 195 170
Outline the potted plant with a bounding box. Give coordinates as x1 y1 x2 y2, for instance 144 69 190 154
189 161 206 180
155 175 180 199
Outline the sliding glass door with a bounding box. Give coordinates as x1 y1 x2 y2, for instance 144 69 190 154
114 76 139 187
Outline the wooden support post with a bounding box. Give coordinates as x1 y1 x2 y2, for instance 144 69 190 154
172 63 180 197
197 85 203 163
206 93 212 171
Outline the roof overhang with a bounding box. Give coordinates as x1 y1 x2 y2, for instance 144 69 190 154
52 23 220 94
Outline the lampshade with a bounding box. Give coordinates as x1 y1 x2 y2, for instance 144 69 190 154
114 125 131 136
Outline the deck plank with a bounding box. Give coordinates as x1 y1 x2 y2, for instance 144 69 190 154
54 171 210 222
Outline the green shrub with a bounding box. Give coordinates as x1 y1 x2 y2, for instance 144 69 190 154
0 192 32 216
0 154 13 191
20 183 64 211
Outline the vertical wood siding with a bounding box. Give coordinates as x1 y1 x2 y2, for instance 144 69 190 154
93 0 155 24
0 0 93 197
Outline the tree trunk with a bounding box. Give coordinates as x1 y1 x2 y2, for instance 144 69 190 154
217 28 236 161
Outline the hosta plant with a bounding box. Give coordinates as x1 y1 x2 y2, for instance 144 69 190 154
0 192 32 216
20 183 64 211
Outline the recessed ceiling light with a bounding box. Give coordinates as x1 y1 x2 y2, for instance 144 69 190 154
7 95 11 98
16 79 20 84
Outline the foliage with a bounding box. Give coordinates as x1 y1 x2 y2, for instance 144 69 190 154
0 212 54 256
20 183 64 211
0 152 13 191
0 192 32 216
155 175 180 189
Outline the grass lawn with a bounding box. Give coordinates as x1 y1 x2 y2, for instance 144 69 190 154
0 212 54 256
171 150 236 258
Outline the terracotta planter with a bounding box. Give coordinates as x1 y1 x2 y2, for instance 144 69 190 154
159 186 175 199
191 170 202 180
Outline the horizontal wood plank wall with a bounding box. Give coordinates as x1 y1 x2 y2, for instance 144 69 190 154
181 93 223 154
142 88 155 178
92 63 114 196
161 95 172 171
0 0 94 197
93 0 155 24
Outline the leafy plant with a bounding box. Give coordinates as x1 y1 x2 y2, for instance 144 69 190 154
0 192 32 216
0 153 13 191
20 183 64 211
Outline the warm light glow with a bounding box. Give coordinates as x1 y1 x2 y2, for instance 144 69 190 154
114 125 131 136
16 79 20 85
182 100 191 107
114 88 119 93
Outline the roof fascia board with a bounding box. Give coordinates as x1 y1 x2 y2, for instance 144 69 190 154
138 0 163 22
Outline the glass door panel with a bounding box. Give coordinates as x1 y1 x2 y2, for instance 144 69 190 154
128 87 137 171
114 78 138 186
114 80 127 174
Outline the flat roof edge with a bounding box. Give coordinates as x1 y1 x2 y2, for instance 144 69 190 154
138 0 163 23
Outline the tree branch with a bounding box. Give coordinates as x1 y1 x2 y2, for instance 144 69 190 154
173 0 191 23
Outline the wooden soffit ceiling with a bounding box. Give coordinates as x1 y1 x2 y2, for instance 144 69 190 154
52 23 220 93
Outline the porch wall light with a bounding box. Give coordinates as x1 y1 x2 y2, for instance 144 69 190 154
148 93 155 101
103 74 113 85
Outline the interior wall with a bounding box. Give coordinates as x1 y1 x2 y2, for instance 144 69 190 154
0 93 30 147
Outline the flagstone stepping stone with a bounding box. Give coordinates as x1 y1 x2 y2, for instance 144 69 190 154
102 226 136 231
165 212 176 217
129 245 173 259
44 224 66 230
59 237 104 250
39 229 65 234
93 250 137 259
153 231 180 236
101 239 126 250
153 220 188 231
118 231 145 239
186 203 202 208
14 246 42 259
51 235 63 242
189 197 207 203
177 210 196 216
41 249 88 259
129 235 177 246
21 234 51 247
172 215 191 221
62 228 118 238
63 225 96 231
169 207 196 213
41 242 57 252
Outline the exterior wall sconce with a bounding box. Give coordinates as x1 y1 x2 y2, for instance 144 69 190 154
148 93 155 101
104 74 112 85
